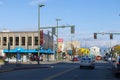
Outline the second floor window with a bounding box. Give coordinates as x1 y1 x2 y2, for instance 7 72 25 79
22 37 25 46
9 37 13 45
3 37 7 46
15 37 19 46
0 37 1 45
34 37 38 45
28 37 32 45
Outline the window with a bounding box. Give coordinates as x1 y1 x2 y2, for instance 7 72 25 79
15 37 19 46
0 37 1 45
9 37 13 45
34 37 38 45
28 37 32 45
3 37 7 46
22 37 25 46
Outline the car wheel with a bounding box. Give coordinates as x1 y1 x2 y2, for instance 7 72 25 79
91 66 95 69
80 66 82 69
115 73 119 77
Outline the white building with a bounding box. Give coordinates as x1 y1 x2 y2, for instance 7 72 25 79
90 46 101 56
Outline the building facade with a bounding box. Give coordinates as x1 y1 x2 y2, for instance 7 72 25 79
0 31 54 50
64 40 80 50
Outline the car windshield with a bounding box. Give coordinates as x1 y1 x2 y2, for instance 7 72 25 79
82 57 91 60
119 58 120 62
85 57 91 60
82 58 85 60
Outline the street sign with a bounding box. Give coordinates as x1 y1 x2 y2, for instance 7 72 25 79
57 38 63 42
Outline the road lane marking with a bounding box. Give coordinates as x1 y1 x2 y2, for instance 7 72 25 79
43 67 77 80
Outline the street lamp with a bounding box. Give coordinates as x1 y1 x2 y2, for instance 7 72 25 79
56 18 61 60
38 4 45 64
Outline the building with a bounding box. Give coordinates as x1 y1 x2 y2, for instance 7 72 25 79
0 30 53 50
64 40 80 50
90 46 101 56
0 30 54 62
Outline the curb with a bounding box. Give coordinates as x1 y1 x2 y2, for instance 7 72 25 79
0 66 51 73
0 68 14 73
14 66 51 70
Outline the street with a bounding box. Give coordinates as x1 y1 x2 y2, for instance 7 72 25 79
0 61 120 80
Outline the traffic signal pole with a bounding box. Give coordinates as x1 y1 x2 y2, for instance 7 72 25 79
40 25 75 61
93 32 119 40
93 32 120 61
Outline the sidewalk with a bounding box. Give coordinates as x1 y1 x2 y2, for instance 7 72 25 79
0 60 72 73
0 61 55 73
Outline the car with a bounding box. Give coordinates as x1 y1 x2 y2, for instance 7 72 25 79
80 57 95 69
72 57 79 61
96 56 102 60
103 56 109 61
112 57 120 77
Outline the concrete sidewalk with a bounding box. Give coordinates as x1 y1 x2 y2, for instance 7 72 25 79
0 60 72 73
0 61 55 73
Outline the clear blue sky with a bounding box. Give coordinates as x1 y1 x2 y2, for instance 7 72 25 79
0 0 120 47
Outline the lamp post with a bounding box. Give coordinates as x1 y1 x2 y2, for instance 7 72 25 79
56 18 61 60
38 4 45 64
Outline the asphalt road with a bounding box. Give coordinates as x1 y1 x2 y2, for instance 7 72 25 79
0 61 120 80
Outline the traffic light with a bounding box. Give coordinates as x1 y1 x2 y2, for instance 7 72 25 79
94 33 97 39
71 26 75 34
52 28 56 35
110 34 113 39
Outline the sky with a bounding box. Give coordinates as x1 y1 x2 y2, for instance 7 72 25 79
0 0 120 48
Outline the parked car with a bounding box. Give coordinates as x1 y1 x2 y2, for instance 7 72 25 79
96 56 102 60
103 56 109 61
72 57 79 61
112 57 120 76
80 57 95 69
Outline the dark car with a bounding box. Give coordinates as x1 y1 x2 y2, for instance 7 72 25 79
112 57 120 76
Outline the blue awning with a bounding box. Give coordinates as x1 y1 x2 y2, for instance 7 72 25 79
4 47 25 53
3 47 54 54
44 48 55 54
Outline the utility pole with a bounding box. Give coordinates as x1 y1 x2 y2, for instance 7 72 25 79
56 19 61 60
38 4 45 64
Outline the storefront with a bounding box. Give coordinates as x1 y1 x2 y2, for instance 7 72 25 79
3 47 55 62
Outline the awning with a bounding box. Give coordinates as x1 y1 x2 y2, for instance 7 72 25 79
4 47 25 53
3 47 54 54
44 48 55 54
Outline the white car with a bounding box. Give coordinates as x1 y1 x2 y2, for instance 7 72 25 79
80 57 95 69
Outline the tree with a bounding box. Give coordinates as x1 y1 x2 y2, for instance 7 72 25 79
71 44 76 56
111 45 120 57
